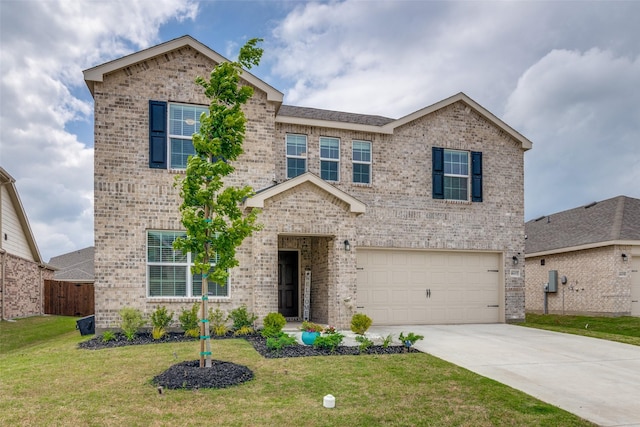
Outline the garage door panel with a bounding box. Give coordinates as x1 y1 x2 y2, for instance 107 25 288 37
357 249 501 325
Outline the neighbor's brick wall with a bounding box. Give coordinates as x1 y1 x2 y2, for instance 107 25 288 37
93 46 277 328
274 102 526 322
1 252 54 319
525 245 632 315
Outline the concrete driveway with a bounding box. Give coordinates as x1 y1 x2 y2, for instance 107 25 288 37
368 324 640 427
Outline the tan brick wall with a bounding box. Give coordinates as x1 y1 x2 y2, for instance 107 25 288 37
93 46 526 329
1 252 53 319
525 245 633 315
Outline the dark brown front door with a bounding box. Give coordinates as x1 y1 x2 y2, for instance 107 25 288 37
278 251 299 317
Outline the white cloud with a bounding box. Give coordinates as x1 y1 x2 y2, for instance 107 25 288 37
0 0 199 261
505 48 640 218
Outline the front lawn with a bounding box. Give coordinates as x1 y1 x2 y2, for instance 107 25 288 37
521 313 640 346
0 316 593 426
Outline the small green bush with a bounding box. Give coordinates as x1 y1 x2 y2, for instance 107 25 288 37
179 302 200 337
150 306 174 329
350 313 372 335
119 307 145 341
101 330 116 343
313 332 344 352
228 304 258 330
233 325 254 336
382 333 394 348
266 333 297 351
399 331 424 348
261 312 286 338
208 307 228 336
355 334 374 352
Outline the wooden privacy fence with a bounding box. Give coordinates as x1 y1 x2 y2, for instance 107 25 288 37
44 280 94 317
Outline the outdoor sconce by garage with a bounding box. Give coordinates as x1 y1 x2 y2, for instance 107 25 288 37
621 253 628 262
343 240 351 251
512 255 519 265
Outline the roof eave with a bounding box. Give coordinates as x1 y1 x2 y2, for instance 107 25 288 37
83 35 283 103
525 239 640 258
275 115 391 134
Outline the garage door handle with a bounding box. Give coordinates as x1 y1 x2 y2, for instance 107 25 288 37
426 289 431 298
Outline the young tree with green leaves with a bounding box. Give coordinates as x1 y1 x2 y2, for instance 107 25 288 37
174 38 264 368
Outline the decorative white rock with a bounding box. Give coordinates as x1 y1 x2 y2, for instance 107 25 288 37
323 394 335 408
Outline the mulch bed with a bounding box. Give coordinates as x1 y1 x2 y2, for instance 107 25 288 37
78 332 416 390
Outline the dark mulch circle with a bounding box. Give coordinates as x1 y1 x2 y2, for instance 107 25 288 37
152 359 254 390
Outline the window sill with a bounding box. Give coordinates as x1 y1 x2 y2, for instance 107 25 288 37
442 199 472 205
147 297 231 303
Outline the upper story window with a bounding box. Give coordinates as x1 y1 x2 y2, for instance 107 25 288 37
169 103 208 169
352 140 371 184
147 230 228 298
432 147 482 202
320 137 340 181
286 134 307 178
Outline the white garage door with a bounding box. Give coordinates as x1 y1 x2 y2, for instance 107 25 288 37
356 249 502 325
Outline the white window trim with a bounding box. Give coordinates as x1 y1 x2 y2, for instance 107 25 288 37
285 133 308 179
352 140 372 185
319 136 340 182
168 103 208 170
444 149 470 201
146 230 229 299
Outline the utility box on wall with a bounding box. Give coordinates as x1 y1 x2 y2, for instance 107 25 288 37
547 270 558 293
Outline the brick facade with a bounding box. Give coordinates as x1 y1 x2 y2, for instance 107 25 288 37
0 252 54 319
525 245 634 316
89 38 528 329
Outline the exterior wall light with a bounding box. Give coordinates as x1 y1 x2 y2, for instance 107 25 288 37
343 240 351 251
512 255 519 265
621 253 628 262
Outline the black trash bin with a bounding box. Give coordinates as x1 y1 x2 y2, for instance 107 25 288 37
76 315 95 336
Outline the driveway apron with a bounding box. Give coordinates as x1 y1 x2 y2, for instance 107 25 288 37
368 324 640 427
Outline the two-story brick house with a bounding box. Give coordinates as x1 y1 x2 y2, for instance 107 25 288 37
84 36 531 330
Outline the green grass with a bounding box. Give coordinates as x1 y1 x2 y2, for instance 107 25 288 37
0 316 593 426
520 313 640 346
0 315 78 353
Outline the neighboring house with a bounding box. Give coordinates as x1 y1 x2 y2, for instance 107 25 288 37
0 167 54 319
84 35 531 330
525 196 640 316
48 246 95 283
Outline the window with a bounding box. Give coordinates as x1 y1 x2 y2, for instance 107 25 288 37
432 147 482 202
147 230 228 298
352 140 371 184
444 150 469 200
169 103 208 169
286 134 307 178
320 137 340 181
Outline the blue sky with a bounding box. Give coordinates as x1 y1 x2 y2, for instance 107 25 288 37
1 0 639 261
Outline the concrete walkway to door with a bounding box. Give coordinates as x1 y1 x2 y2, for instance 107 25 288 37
368 324 640 427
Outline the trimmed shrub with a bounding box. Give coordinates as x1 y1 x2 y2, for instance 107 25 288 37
350 313 372 335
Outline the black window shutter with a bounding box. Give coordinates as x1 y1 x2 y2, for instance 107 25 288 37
432 147 444 199
471 151 483 202
149 100 167 169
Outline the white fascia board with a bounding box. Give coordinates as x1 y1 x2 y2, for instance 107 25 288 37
275 116 391 134
525 240 640 258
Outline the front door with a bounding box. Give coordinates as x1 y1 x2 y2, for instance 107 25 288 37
278 251 299 318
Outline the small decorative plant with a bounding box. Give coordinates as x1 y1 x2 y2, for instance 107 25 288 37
313 332 344 352
208 307 228 337
101 330 116 343
382 333 394 348
119 307 145 341
179 302 200 338
233 325 254 336
301 321 324 333
355 335 374 352
266 333 297 352
350 313 372 335
150 305 174 340
261 312 286 338
398 331 424 350
228 304 258 331
323 325 337 335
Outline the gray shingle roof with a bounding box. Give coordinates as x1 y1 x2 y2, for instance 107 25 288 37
48 246 94 282
278 105 395 127
525 196 640 254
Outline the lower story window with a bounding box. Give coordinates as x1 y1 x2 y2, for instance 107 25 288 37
147 230 228 297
